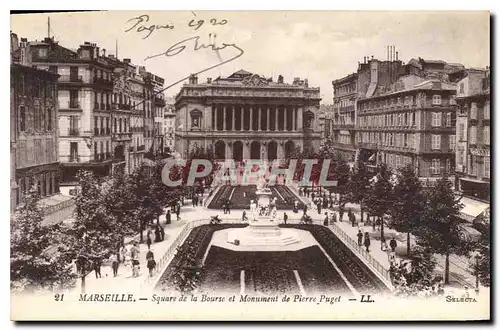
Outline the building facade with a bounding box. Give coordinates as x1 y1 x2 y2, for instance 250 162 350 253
455 68 490 201
174 70 322 160
357 78 457 183
152 74 166 157
11 36 60 206
163 100 176 153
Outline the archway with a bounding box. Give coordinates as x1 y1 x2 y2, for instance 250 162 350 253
214 140 226 160
233 141 243 161
284 141 295 158
114 145 125 160
268 141 278 161
250 141 261 159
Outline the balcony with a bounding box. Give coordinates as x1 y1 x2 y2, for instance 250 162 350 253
59 75 83 83
100 128 106 135
94 128 100 136
137 144 145 151
112 132 133 141
106 104 111 110
68 128 80 136
92 76 114 89
106 128 111 135
128 146 136 152
94 102 99 110
154 96 166 107
60 100 81 110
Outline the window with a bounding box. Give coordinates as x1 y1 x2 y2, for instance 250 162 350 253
19 106 26 132
450 95 456 105
432 95 442 105
47 109 52 131
459 83 464 94
484 156 490 178
484 103 490 120
446 113 452 127
470 103 477 119
432 112 442 127
459 123 465 141
470 126 477 145
449 135 456 151
484 126 490 145
431 159 440 175
38 48 48 58
446 159 451 174
431 134 441 150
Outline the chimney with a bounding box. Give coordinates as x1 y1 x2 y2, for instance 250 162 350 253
278 75 284 84
371 55 374 60
189 74 198 84
387 45 389 61
363 56 366 63
102 49 106 57
304 79 308 87
123 58 131 64
84 41 90 45
207 77 212 84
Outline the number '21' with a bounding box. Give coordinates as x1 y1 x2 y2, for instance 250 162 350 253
54 293 64 301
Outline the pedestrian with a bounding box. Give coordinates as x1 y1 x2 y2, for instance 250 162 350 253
109 253 118 277
317 202 322 215
120 245 127 264
390 237 397 253
154 225 161 242
381 238 389 252
364 232 371 253
131 242 140 277
146 232 153 249
283 212 288 225
93 257 102 279
192 195 196 207
227 201 231 214
311 192 315 201
175 206 180 221
331 212 337 224
160 225 165 241
303 204 308 214
293 200 298 213
350 211 356 227
323 212 329 226
357 230 363 246
339 206 344 222
242 210 248 222
146 250 156 278
166 210 171 225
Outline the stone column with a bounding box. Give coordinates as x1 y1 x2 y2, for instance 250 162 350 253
266 107 270 131
275 107 279 131
240 106 244 131
223 105 227 131
250 106 253 131
292 107 296 131
214 106 218 131
284 107 288 131
232 105 236 131
277 142 284 159
297 107 303 130
258 107 262 131
225 142 231 160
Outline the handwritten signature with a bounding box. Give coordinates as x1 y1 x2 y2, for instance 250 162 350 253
125 15 174 39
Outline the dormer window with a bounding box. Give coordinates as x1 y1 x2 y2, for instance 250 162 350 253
38 48 48 58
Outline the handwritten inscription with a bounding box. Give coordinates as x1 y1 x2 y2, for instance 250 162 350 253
125 15 174 39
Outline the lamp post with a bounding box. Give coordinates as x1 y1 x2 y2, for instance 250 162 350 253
474 252 480 295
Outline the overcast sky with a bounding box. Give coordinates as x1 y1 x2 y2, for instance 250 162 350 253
11 11 490 103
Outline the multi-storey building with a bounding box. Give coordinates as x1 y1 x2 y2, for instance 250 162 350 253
163 99 176 154
357 76 457 183
30 38 117 183
11 33 74 224
175 70 322 160
455 68 490 202
152 74 166 157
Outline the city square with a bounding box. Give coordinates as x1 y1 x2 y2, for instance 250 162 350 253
9 11 490 321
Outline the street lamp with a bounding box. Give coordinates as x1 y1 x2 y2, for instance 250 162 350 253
472 251 480 295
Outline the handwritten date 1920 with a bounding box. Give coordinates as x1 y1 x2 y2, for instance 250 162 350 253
188 18 228 31
125 15 174 39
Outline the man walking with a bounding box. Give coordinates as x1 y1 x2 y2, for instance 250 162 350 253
109 253 118 277
357 230 364 246
166 210 171 225
283 212 288 225
390 237 398 253
364 232 371 253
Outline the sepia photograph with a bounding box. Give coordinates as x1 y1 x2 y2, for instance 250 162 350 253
8 9 491 321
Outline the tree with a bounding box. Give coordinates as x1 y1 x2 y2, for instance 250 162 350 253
405 245 437 284
388 164 426 255
364 163 394 242
129 166 164 242
470 221 490 287
10 188 76 292
346 163 371 222
63 170 120 292
415 176 472 284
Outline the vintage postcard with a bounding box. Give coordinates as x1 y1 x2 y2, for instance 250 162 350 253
10 10 490 321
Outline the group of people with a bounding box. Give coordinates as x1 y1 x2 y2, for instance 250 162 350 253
222 199 232 214
191 194 203 207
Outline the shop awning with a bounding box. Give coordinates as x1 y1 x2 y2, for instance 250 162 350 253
459 196 490 222
460 177 490 184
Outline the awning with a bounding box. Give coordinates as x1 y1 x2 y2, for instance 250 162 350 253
340 130 350 135
459 196 490 222
460 225 481 241
460 177 490 184
142 158 156 167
